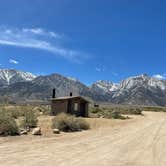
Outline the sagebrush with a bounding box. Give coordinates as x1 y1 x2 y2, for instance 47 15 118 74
0 109 19 136
20 110 38 128
89 105 142 119
52 113 90 132
89 107 126 119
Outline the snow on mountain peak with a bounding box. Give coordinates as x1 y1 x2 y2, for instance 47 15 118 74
148 77 166 90
16 70 36 81
91 80 119 93
67 76 79 82
0 69 36 85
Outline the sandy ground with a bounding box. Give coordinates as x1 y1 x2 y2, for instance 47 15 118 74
0 111 166 166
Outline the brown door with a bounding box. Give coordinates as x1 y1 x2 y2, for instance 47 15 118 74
80 103 86 117
67 100 72 114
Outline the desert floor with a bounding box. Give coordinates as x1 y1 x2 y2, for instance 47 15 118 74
0 111 166 166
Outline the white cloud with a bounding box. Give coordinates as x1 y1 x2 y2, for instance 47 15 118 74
22 28 61 38
153 74 166 80
0 27 87 62
95 67 102 72
9 59 19 64
23 28 43 34
95 65 106 72
49 31 60 38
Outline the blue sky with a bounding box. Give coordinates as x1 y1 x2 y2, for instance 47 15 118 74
0 0 166 85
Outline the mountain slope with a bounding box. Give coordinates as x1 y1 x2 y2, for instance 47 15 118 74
91 80 118 95
0 69 166 106
0 69 36 86
111 74 166 106
0 73 108 103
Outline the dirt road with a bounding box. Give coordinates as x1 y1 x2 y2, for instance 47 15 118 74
1 112 166 166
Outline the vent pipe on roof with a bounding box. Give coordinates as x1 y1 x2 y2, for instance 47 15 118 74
70 92 72 97
52 89 56 98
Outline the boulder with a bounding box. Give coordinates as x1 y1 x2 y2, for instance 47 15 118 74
20 130 28 135
53 129 60 134
32 127 41 135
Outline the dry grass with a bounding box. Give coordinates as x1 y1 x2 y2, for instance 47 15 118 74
0 105 51 118
38 115 53 136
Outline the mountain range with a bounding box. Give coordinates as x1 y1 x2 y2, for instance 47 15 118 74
0 69 166 106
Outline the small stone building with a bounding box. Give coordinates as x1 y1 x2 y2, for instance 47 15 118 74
51 96 89 117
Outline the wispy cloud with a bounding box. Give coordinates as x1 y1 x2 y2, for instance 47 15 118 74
95 65 118 77
22 28 61 38
95 65 106 72
95 67 103 72
153 74 166 80
9 59 19 64
0 27 87 62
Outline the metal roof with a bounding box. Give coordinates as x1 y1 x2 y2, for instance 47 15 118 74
51 96 89 102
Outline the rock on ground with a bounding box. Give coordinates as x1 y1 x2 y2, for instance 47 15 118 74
32 127 41 135
53 129 60 134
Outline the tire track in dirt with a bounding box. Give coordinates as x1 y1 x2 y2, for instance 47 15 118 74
0 112 166 166
152 118 166 166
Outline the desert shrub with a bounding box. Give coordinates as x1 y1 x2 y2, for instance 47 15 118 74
6 106 34 118
32 105 51 115
1 106 21 119
0 110 19 136
102 110 126 119
143 106 166 112
41 106 51 115
52 113 90 132
8 108 21 119
117 107 142 115
132 108 142 115
89 107 102 114
75 118 90 130
89 107 126 119
110 111 121 119
20 110 38 128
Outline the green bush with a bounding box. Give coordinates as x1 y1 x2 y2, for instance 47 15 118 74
52 113 90 132
0 110 19 136
20 110 38 128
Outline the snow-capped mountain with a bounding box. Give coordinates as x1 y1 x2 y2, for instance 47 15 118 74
91 80 118 95
0 72 105 102
112 74 166 106
0 69 36 86
0 69 166 106
117 74 166 91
